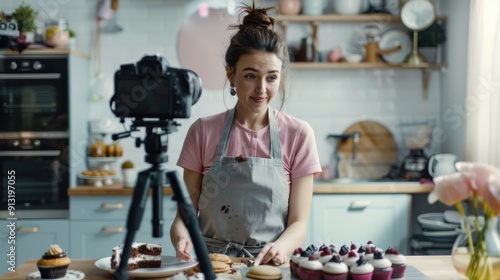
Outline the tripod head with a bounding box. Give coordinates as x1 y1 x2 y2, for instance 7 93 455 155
112 118 180 165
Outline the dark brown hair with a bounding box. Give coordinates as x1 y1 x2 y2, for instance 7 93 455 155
225 1 289 107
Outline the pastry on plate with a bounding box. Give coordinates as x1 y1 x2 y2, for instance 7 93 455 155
36 244 71 279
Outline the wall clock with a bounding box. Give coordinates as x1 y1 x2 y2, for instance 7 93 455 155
400 0 436 65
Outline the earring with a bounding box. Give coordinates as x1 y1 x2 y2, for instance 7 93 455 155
230 85 236 96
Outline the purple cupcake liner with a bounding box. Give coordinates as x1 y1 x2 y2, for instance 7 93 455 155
350 272 373 280
391 264 407 279
297 267 322 280
322 271 348 280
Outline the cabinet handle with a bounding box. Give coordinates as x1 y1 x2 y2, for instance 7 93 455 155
17 226 40 233
349 200 372 209
101 202 125 209
102 226 125 233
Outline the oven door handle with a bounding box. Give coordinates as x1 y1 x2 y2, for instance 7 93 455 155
0 150 61 157
0 73 61 79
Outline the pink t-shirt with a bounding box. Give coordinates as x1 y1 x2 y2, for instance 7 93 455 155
177 109 322 186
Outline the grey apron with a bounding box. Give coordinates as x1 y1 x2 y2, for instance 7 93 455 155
198 107 289 257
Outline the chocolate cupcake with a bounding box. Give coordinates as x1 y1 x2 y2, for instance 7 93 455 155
36 244 71 279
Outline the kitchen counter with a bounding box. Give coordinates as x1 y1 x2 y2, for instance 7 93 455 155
69 182 433 196
0 47 90 59
0 256 460 280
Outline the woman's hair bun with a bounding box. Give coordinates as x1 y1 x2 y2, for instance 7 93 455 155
235 2 275 31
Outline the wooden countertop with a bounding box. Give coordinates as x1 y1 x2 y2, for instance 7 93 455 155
0 48 90 59
68 182 433 196
0 256 460 280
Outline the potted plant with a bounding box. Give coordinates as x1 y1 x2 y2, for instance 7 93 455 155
11 2 39 42
417 22 446 63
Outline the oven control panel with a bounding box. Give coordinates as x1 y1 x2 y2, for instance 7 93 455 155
0 56 67 73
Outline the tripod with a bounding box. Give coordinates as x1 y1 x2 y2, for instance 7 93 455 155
111 120 216 280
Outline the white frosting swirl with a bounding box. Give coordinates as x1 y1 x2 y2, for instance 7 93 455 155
389 254 407 265
364 253 374 261
343 256 358 267
369 258 392 269
319 254 332 264
293 256 309 265
299 259 323 270
323 262 348 274
350 262 374 274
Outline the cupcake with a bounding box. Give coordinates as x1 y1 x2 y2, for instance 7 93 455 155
369 251 393 280
365 240 376 250
298 255 323 280
322 254 348 280
343 251 359 268
290 248 304 276
318 248 334 264
36 244 71 279
385 248 407 279
338 245 349 261
350 257 374 280
364 246 376 261
357 245 366 257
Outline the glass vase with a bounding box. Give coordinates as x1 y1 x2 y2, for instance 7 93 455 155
452 216 500 279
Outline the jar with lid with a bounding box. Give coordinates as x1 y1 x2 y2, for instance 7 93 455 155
89 134 106 157
45 19 69 48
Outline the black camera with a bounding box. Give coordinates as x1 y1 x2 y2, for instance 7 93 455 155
110 55 202 119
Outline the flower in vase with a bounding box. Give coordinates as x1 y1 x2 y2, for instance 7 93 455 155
428 161 500 279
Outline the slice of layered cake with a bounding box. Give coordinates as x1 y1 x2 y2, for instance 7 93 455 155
111 242 162 271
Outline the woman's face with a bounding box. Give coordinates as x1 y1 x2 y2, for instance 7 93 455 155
227 51 282 114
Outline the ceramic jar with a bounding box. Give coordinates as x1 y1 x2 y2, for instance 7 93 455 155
302 0 326 15
276 0 301 15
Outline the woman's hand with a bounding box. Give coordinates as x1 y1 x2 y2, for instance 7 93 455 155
255 242 288 266
174 236 194 262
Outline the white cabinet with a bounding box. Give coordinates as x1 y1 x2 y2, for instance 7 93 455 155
308 194 411 254
0 220 69 271
69 195 177 259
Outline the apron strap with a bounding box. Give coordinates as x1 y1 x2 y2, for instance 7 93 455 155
214 107 283 161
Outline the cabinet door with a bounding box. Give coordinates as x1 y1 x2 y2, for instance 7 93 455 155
70 218 175 259
309 194 410 254
0 220 69 270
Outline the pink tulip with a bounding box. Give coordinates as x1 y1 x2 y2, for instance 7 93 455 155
428 172 472 206
428 162 500 214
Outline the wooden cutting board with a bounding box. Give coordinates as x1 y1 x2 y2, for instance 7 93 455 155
337 120 398 179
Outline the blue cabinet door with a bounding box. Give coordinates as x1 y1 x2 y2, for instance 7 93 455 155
309 194 410 254
0 219 69 273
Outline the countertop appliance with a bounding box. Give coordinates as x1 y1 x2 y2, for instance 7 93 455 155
0 54 79 219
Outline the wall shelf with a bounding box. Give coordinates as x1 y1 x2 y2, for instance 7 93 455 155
289 62 447 70
275 14 448 23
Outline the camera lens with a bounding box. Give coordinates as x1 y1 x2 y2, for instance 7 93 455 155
187 70 202 106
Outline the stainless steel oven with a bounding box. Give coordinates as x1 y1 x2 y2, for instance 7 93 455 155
0 133 69 218
0 54 72 219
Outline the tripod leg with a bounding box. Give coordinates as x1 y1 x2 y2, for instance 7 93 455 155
152 169 164 237
113 170 151 280
167 171 216 280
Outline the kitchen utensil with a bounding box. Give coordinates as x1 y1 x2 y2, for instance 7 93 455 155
399 148 429 180
101 0 122 33
337 120 398 179
379 28 412 64
327 133 360 179
428 153 457 178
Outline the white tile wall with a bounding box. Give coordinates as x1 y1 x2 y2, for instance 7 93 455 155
3 0 464 179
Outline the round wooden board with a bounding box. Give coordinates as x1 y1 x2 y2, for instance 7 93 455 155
337 120 398 179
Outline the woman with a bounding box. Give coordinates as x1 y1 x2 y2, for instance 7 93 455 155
170 2 321 265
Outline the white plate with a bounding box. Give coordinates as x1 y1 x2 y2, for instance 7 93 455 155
379 28 412 64
26 270 85 280
95 256 198 278
418 213 460 231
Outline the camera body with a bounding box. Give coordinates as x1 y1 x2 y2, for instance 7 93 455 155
111 55 202 119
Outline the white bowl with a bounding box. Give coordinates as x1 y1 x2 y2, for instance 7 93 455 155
345 54 362 63
418 213 460 231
